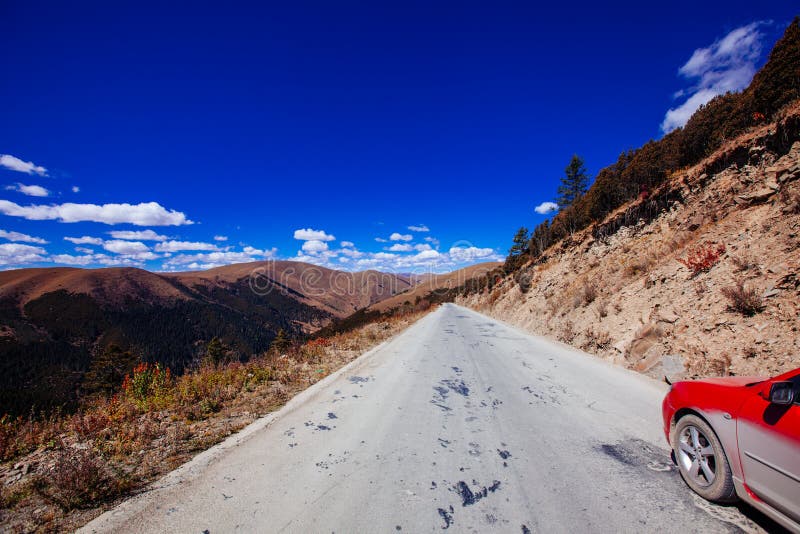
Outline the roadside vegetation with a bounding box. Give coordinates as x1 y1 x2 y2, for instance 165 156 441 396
0 307 431 532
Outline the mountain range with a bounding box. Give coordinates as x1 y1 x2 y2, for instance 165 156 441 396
0 261 497 415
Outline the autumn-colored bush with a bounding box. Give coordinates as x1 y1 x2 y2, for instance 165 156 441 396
0 412 64 462
121 363 172 408
721 279 764 316
677 242 726 275
305 338 330 348
35 445 127 510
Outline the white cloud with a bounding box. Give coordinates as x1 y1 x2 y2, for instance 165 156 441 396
109 229 169 241
103 239 150 255
74 247 94 253
71 186 80 193
355 258 380 268
374 237 388 243
0 243 47 265
124 251 159 261
64 235 103 245
412 249 441 261
387 243 413 252
0 154 47 176
243 246 276 256
424 236 440 248
49 253 100 265
661 22 768 132
414 243 432 251
0 229 48 244
534 201 559 215
390 232 413 241
339 246 363 258
340 241 355 247
155 240 219 252
6 183 50 197
301 239 329 253
408 224 429 232
49 252 149 267
0 200 193 226
448 246 498 263
293 228 335 241
161 248 277 270
213 235 228 241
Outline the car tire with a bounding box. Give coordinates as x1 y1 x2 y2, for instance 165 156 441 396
672 414 737 503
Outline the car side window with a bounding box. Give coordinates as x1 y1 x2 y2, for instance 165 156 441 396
791 375 800 406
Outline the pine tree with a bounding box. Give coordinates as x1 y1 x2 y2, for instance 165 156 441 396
509 227 530 257
82 344 138 395
531 219 551 256
270 329 291 354
556 155 589 209
204 337 227 366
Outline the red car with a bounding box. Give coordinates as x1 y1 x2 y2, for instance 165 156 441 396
662 368 800 532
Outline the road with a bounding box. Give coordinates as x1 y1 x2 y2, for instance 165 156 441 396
81 303 765 533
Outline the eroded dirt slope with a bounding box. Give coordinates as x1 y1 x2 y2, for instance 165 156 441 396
459 108 800 380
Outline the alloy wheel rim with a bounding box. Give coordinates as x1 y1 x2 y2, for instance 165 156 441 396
677 425 717 487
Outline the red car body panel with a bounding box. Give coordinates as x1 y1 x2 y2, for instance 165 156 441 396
662 368 800 532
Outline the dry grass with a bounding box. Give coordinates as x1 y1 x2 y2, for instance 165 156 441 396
558 320 576 343
580 282 598 306
582 327 612 352
721 279 764 316
623 256 652 278
730 251 759 272
34 444 129 511
693 280 708 296
594 298 609 319
742 345 758 359
0 308 430 532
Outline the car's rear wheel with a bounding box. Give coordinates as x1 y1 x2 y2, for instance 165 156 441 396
672 414 736 502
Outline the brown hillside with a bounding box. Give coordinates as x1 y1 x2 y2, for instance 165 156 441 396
167 260 414 317
368 262 502 312
0 261 415 318
0 267 188 307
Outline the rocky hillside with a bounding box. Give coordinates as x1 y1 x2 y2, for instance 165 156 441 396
458 104 800 380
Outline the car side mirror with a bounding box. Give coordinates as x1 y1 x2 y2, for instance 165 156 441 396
768 381 795 405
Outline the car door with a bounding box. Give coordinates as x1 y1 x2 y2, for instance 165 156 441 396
736 372 800 522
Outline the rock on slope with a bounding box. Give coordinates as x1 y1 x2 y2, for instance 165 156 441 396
459 105 800 380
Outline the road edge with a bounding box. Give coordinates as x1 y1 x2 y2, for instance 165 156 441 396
78 307 441 533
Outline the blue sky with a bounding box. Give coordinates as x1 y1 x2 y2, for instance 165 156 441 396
0 2 796 273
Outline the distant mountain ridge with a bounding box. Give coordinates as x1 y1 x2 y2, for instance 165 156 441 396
0 260 494 415
0 261 413 318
